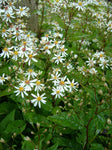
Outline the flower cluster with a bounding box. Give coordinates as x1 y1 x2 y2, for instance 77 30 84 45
0 0 79 108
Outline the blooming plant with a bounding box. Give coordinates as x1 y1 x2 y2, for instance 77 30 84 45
0 0 112 150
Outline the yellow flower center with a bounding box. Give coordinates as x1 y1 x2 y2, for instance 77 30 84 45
57 56 61 59
2 29 5 32
54 76 57 79
29 54 33 58
55 68 59 72
56 90 60 94
83 68 86 72
45 46 48 50
37 96 41 101
66 63 69 66
45 34 48 37
4 47 8 51
78 2 82 6
55 40 58 44
19 87 24 91
23 41 27 45
99 2 101 5
25 80 30 84
7 14 10 17
29 69 33 73
99 54 103 57
70 83 74 87
36 81 40 85
61 48 65 52
60 81 64 85
20 8 23 11
1 77 5 80
109 24 111 27
14 51 18 55
16 33 19 36
56 0 59 2
9 2 12 6
27 34 30 37
98 21 100 24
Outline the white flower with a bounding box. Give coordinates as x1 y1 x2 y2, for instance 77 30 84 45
66 79 78 92
55 76 68 92
50 72 61 85
31 93 46 108
14 86 28 98
0 74 7 85
52 54 65 64
20 79 36 91
0 47 12 58
59 45 68 57
2 11 15 23
89 68 97 74
75 1 87 11
51 87 64 99
25 53 37 66
86 58 96 67
24 69 37 80
34 80 44 92
16 6 29 17
99 58 109 69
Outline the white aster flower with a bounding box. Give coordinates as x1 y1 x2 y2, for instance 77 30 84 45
0 47 12 58
51 87 64 99
31 93 46 108
52 54 65 64
86 58 96 67
34 80 44 92
25 53 37 66
66 79 78 92
0 74 7 85
14 86 28 98
24 69 37 80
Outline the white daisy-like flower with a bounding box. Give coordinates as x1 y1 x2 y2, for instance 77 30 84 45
51 87 64 99
66 79 78 92
99 58 109 69
0 47 12 58
86 58 96 67
25 53 37 66
34 80 44 92
24 69 37 80
55 76 68 92
14 86 28 98
31 93 46 108
52 54 65 64
20 79 36 91
89 68 97 74
0 73 7 85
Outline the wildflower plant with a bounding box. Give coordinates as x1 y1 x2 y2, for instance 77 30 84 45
0 0 112 150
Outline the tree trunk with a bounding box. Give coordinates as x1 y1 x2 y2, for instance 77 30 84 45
19 0 39 33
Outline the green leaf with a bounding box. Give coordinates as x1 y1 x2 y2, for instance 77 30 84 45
0 102 16 115
4 120 26 135
48 112 81 129
0 109 15 136
46 143 58 150
0 88 13 98
21 141 35 150
90 143 104 150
